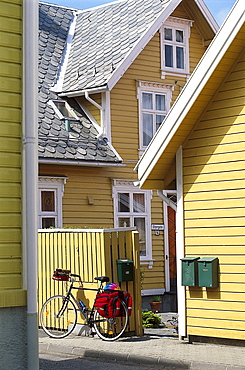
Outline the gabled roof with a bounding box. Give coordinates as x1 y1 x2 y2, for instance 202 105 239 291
59 0 218 94
136 0 245 189
38 3 122 165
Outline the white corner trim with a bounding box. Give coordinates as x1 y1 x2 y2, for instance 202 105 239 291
53 12 77 92
176 146 185 339
107 0 183 91
137 0 244 187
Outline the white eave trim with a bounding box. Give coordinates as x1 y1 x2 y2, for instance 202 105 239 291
107 0 218 91
137 0 244 187
194 0 219 32
38 158 124 167
107 0 182 91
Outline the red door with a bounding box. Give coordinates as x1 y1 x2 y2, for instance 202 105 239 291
167 205 177 292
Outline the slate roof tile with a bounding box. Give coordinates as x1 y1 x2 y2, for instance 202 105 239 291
39 0 172 164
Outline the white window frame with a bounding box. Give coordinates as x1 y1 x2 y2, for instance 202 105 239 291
160 17 193 79
112 179 152 261
137 81 173 151
49 99 79 121
38 176 67 229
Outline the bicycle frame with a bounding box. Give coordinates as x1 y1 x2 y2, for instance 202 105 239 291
61 274 105 327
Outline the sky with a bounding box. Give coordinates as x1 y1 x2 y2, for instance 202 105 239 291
42 0 237 26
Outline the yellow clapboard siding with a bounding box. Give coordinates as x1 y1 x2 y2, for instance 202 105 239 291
0 137 22 152
187 299 245 311
187 317 245 331
187 326 245 340
184 188 245 202
0 107 21 122
0 199 21 212
185 246 245 255
0 16 21 34
0 259 21 273
185 217 245 228
0 290 26 308
184 171 244 186
185 227 245 237
0 275 22 289
0 152 21 167
0 91 21 107
185 131 245 150
184 171 245 186
188 121 245 141
185 198 245 211
0 244 21 258
0 76 21 92
184 140 245 158
185 235 245 245
0 168 21 182
186 290 245 302
0 214 21 227
0 229 21 242
0 183 21 197
0 61 21 77
0 1 22 18
187 308 245 321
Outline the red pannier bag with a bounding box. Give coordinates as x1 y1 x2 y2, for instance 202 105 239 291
120 291 133 317
94 291 121 318
94 290 133 318
52 268 70 281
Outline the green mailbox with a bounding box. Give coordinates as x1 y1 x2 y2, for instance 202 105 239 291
181 257 199 286
117 259 134 282
198 257 219 288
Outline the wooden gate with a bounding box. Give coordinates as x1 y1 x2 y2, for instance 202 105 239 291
38 228 142 336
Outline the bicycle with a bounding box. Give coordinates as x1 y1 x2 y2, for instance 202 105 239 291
40 269 129 341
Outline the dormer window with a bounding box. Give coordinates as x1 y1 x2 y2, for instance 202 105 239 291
50 100 78 121
160 17 193 78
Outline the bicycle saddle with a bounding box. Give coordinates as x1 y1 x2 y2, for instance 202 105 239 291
94 276 110 283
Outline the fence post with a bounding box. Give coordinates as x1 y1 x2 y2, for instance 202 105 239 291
132 230 143 336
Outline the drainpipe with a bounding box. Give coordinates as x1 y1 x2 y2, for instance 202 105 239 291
23 0 39 369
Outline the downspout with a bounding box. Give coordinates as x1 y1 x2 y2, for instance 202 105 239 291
156 148 186 340
23 1 39 369
176 146 186 339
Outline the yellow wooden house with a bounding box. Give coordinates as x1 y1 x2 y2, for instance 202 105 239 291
38 0 218 309
137 0 245 343
0 0 39 368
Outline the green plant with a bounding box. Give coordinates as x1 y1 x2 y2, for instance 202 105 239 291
142 311 162 328
152 295 161 302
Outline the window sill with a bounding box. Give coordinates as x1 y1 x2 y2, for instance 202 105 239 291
161 69 190 80
140 258 155 269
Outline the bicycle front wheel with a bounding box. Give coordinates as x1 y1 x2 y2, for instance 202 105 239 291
93 300 129 341
40 295 77 339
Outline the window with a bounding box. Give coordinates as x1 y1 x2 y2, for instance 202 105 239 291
160 17 192 78
50 100 78 121
38 177 66 228
138 81 173 149
113 180 152 259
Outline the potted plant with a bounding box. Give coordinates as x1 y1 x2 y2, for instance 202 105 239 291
150 295 162 313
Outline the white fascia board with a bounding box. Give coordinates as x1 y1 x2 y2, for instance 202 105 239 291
194 0 219 32
53 12 77 92
137 0 244 187
107 0 182 91
38 158 124 166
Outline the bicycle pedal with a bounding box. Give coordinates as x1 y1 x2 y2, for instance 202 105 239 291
90 331 96 337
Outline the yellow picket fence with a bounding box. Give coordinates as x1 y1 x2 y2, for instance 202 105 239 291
38 228 142 336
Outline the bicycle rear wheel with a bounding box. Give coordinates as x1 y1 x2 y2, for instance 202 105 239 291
40 295 77 338
93 300 128 341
